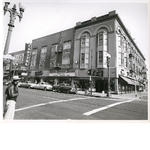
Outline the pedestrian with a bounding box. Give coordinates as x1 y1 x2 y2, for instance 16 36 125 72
3 75 21 120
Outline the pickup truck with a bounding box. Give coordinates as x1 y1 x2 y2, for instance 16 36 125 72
52 83 77 94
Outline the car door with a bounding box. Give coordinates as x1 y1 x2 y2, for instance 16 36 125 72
38 82 44 90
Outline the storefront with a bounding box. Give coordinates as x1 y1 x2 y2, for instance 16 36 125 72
118 75 140 93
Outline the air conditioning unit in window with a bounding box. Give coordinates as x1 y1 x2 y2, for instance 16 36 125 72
54 49 58 53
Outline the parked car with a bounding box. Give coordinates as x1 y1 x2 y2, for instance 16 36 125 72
35 82 53 91
52 83 77 94
18 81 36 89
30 83 38 89
52 84 60 92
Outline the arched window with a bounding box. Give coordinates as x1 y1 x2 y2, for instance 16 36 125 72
80 32 90 69
96 28 108 68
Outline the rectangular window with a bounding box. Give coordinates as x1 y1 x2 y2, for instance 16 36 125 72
85 53 89 64
80 34 90 68
62 41 71 65
121 53 124 66
136 66 138 74
63 41 71 49
30 49 37 69
81 37 86 48
133 64 135 71
118 36 122 47
81 53 85 64
118 52 121 66
124 57 128 68
98 33 103 45
51 44 58 52
85 38 89 47
125 43 127 51
99 51 103 64
50 44 58 67
103 33 107 45
39 46 47 69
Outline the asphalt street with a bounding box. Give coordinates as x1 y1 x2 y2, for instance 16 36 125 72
3 86 148 120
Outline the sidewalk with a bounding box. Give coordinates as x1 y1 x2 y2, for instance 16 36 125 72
76 90 148 100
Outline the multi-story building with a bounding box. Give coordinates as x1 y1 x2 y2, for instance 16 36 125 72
29 28 75 85
28 10 147 94
4 43 31 81
73 10 147 93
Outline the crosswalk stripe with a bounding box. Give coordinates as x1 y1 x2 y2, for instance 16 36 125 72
15 97 91 112
83 99 133 116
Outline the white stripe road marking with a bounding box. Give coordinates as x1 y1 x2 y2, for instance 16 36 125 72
15 97 91 112
83 99 133 116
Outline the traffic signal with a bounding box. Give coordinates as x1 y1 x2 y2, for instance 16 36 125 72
92 70 96 76
87 69 91 75
96 70 103 77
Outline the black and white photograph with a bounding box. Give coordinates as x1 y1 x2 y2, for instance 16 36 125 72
1 0 150 149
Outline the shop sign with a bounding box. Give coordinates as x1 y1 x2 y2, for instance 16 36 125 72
35 71 43 76
24 43 31 67
49 72 75 76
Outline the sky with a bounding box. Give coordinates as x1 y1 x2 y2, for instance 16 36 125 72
1 0 149 67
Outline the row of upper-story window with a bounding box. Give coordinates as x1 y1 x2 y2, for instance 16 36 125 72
79 28 108 69
29 29 108 70
30 41 72 69
29 27 146 70
118 32 145 67
117 33 146 76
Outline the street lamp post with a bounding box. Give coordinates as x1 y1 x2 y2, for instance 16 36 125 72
3 2 25 55
106 53 111 97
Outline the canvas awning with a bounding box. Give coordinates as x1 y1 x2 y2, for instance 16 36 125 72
131 80 140 86
120 76 135 85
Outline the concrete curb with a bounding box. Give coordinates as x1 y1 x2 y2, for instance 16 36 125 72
76 91 145 100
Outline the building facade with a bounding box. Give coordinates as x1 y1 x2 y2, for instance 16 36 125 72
73 10 147 93
4 43 31 81
26 10 147 93
29 28 76 85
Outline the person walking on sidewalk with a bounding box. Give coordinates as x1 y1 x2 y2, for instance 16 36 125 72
3 76 21 120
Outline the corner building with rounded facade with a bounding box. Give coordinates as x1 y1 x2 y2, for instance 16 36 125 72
29 10 147 94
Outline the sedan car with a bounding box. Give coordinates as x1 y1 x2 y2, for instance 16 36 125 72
29 83 38 89
18 81 36 89
35 82 53 91
52 83 77 94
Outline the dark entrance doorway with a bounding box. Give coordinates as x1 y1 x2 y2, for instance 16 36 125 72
96 79 107 92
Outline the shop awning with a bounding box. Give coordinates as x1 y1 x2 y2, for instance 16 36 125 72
120 76 135 85
131 80 140 86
